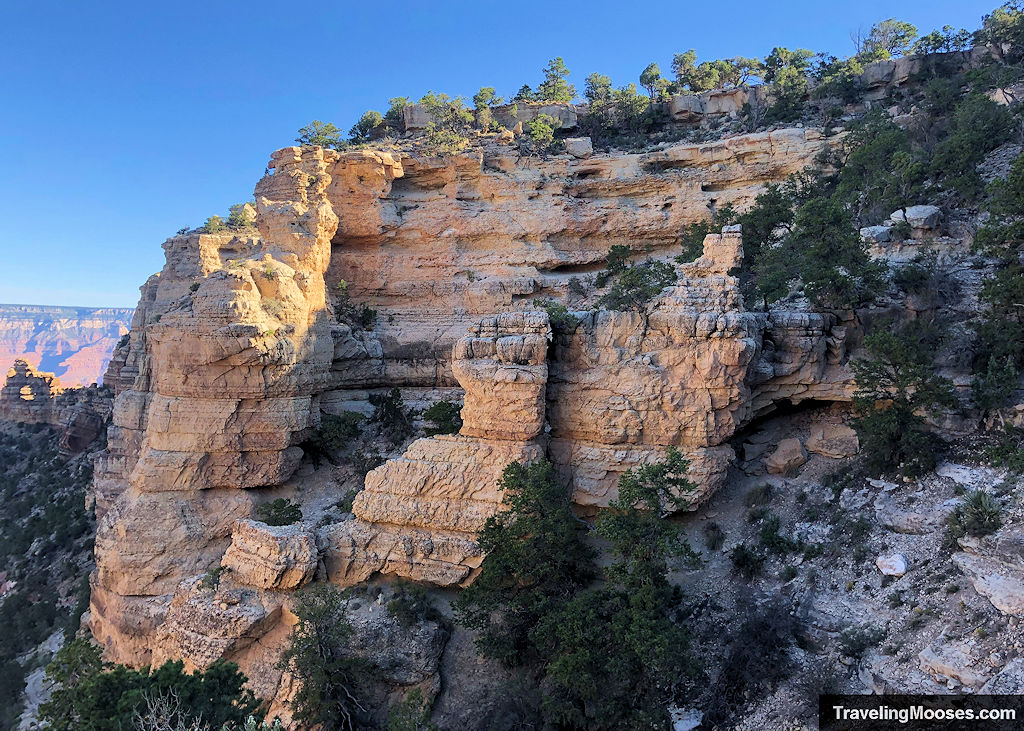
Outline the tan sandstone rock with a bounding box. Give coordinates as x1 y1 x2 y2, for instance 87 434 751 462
766 438 808 475
222 519 318 590
806 423 859 458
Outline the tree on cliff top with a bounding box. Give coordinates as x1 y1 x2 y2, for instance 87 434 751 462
296 120 344 149
536 57 576 102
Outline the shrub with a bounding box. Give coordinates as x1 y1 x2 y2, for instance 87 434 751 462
227 202 256 228
595 244 632 287
973 356 1018 412
255 498 303 526
986 427 1024 473
945 491 1002 548
202 215 225 233
759 514 798 555
453 460 595 666
532 298 578 332
387 581 444 628
314 412 364 451
40 638 262 730
525 113 559 151
839 624 885 658
701 598 800 728
930 93 1013 199
596 259 676 311
386 687 435 731
199 565 230 590
852 326 956 477
675 205 736 263
370 388 415 445
279 585 375 729
422 401 462 436
350 450 385 477
730 543 766 578
704 521 726 550
334 280 377 329
349 110 384 142
743 483 774 508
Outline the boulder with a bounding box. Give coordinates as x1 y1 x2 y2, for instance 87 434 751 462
859 225 892 243
890 205 942 231
875 554 907 576
765 438 807 474
221 519 318 590
564 137 593 159
806 423 859 459
918 642 991 689
953 551 1024 616
981 658 1024 694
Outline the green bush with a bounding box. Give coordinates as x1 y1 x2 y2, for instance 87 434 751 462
422 401 462 436
930 93 1013 199
730 543 766 578
314 411 364 451
202 215 225 233
597 259 677 311
254 498 303 526
675 204 736 263
39 638 262 730
986 427 1024 473
525 113 559 150
973 356 1018 412
334 280 377 330
199 565 230 590
704 521 726 550
296 120 344 149
387 581 444 628
852 326 956 477
532 298 578 332
454 460 595 666
839 624 885 658
945 490 1002 549
349 110 384 142
279 584 375 729
370 388 415 445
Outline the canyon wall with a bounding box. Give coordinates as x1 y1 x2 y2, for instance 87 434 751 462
88 129 857 712
0 304 133 386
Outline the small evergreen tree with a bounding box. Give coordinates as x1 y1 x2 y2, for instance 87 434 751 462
852 327 956 476
536 57 576 102
296 120 344 149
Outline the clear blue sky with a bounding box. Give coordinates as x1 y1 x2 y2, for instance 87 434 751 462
0 0 993 308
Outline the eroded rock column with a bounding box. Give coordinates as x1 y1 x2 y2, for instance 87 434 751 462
323 312 551 587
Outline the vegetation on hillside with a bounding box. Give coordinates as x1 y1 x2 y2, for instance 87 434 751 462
0 424 97 729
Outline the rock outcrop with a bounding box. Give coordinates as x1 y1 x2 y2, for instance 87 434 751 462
323 312 550 587
0 359 113 453
89 129 861 709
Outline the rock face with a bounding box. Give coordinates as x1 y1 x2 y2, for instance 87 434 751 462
953 528 1024 616
0 304 132 386
222 520 318 590
90 145 341 668
0 359 113 453
89 131 860 708
323 312 551 587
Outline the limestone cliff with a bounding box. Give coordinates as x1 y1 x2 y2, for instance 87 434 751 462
88 129 857 712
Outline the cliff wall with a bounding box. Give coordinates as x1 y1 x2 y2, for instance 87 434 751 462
89 129 857 713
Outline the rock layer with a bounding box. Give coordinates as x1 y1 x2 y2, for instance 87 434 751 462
89 131 860 706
